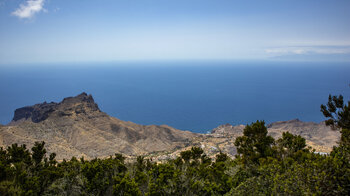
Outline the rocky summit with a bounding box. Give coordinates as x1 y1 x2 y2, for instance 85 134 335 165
10 93 100 124
0 93 197 160
0 93 340 161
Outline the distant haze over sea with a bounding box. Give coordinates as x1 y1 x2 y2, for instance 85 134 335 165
0 61 349 133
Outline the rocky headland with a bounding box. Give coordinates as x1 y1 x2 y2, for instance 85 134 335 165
0 93 197 160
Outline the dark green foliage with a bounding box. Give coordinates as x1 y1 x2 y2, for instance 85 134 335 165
215 152 228 163
234 120 275 164
7 143 31 165
31 141 46 166
277 132 306 153
190 147 203 160
180 150 192 163
340 128 350 146
276 131 307 159
321 94 350 129
115 153 125 163
113 173 141 196
0 136 349 195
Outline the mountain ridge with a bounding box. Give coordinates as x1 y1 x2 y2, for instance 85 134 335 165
1 93 198 160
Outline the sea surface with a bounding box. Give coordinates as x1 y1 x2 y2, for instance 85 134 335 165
0 61 349 133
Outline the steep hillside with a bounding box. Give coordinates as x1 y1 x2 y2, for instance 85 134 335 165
0 93 197 160
267 119 340 151
207 119 340 156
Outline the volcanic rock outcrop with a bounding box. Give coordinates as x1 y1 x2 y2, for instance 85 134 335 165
10 93 100 124
0 93 197 160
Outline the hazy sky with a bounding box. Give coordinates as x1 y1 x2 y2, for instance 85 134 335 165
0 0 350 64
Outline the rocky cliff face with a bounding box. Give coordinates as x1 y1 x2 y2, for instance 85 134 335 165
10 93 100 124
1 93 197 160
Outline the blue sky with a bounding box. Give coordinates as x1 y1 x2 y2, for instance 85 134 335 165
0 0 350 64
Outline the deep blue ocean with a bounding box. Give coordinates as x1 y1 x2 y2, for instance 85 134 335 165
0 61 349 133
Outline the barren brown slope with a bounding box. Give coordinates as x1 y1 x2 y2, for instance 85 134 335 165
208 119 340 155
0 93 197 160
267 119 340 152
